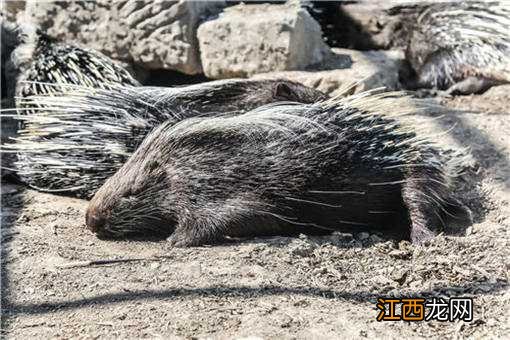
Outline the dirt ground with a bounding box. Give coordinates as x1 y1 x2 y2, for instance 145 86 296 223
1 87 509 339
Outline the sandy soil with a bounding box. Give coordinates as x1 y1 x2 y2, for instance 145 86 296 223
1 87 509 339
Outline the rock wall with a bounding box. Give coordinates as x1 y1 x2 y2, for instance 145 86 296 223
23 0 226 75
1 0 409 92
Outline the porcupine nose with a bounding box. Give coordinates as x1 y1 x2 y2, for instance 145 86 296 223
85 208 106 233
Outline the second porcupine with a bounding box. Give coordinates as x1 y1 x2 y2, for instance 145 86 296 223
5 79 326 197
1 18 140 180
1 19 139 103
85 91 472 245
397 1 510 95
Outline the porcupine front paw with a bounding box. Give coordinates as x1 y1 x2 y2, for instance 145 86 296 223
446 76 502 96
167 223 225 247
410 223 436 244
167 230 198 247
406 203 439 244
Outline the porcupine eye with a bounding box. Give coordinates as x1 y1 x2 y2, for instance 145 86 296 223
274 82 295 101
147 160 159 171
121 186 145 199
121 188 133 198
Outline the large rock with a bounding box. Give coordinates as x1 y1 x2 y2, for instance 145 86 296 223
253 48 405 97
0 0 26 21
197 3 330 79
23 0 225 75
307 0 452 50
329 1 465 50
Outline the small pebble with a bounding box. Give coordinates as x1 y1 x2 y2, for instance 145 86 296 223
357 232 370 240
389 249 411 260
370 234 384 243
329 232 353 244
390 269 409 285
289 239 315 257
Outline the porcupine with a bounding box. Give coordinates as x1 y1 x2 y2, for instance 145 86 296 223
85 90 472 245
396 1 510 95
3 79 326 198
0 19 139 104
0 18 139 180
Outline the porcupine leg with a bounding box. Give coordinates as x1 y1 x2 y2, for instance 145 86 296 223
402 166 473 243
401 172 442 244
445 76 503 95
167 217 225 247
166 204 247 247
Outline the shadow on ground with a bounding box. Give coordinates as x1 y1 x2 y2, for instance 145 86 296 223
8 280 508 317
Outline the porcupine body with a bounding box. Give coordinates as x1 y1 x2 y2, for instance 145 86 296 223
85 91 472 245
5 79 326 197
1 18 140 180
400 1 510 94
1 19 139 103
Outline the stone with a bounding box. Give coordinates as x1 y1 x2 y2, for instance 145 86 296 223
357 232 370 241
0 1 26 21
332 1 408 50
482 84 510 99
197 3 330 78
253 48 405 96
370 234 384 243
390 268 409 285
329 232 354 244
288 238 315 257
149 262 161 270
23 0 225 75
388 249 411 260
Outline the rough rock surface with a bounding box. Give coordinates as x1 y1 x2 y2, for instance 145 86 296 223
254 48 405 96
304 0 402 50
307 1 465 51
197 3 330 78
23 0 225 75
0 0 26 21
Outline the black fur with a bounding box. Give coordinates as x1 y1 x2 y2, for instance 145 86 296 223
86 93 472 245
397 2 510 94
5 79 326 198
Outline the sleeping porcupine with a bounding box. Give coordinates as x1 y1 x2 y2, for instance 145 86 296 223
3 79 326 197
397 1 510 95
86 91 472 245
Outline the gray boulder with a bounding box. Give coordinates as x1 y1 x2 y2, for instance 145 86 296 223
197 3 330 79
253 48 405 96
0 0 26 21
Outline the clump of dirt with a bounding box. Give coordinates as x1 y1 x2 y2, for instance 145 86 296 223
1 91 509 338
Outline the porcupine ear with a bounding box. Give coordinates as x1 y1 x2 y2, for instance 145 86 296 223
273 81 295 100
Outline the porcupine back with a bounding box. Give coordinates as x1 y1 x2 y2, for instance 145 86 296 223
1 20 140 101
1 19 140 181
85 90 472 244
403 1 510 90
2 79 326 197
